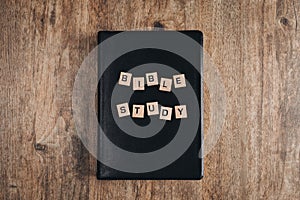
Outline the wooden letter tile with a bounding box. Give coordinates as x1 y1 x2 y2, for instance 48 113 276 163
159 77 172 92
159 106 172 121
146 102 159 116
133 77 145 90
175 105 187 119
145 72 159 86
116 103 130 117
118 72 132 86
132 104 145 118
173 74 186 88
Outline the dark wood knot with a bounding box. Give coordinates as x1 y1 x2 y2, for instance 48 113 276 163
280 17 289 26
34 143 47 152
153 21 165 28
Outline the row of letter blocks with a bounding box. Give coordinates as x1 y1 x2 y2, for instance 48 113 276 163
118 72 186 91
117 102 187 121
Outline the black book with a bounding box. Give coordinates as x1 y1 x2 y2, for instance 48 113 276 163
97 31 203 180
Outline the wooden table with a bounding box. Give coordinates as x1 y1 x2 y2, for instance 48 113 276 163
1 0 299 199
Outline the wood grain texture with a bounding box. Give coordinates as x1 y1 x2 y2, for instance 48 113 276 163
0 0 299 199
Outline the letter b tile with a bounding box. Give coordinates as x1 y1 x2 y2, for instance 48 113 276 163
145 72 159 86
118 72 132 86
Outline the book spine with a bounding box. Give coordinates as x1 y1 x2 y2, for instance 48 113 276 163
97 31 105 179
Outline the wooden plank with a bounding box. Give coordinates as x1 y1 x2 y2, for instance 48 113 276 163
0 0 299 199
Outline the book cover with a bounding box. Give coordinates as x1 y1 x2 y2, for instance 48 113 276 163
97 31 203 180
